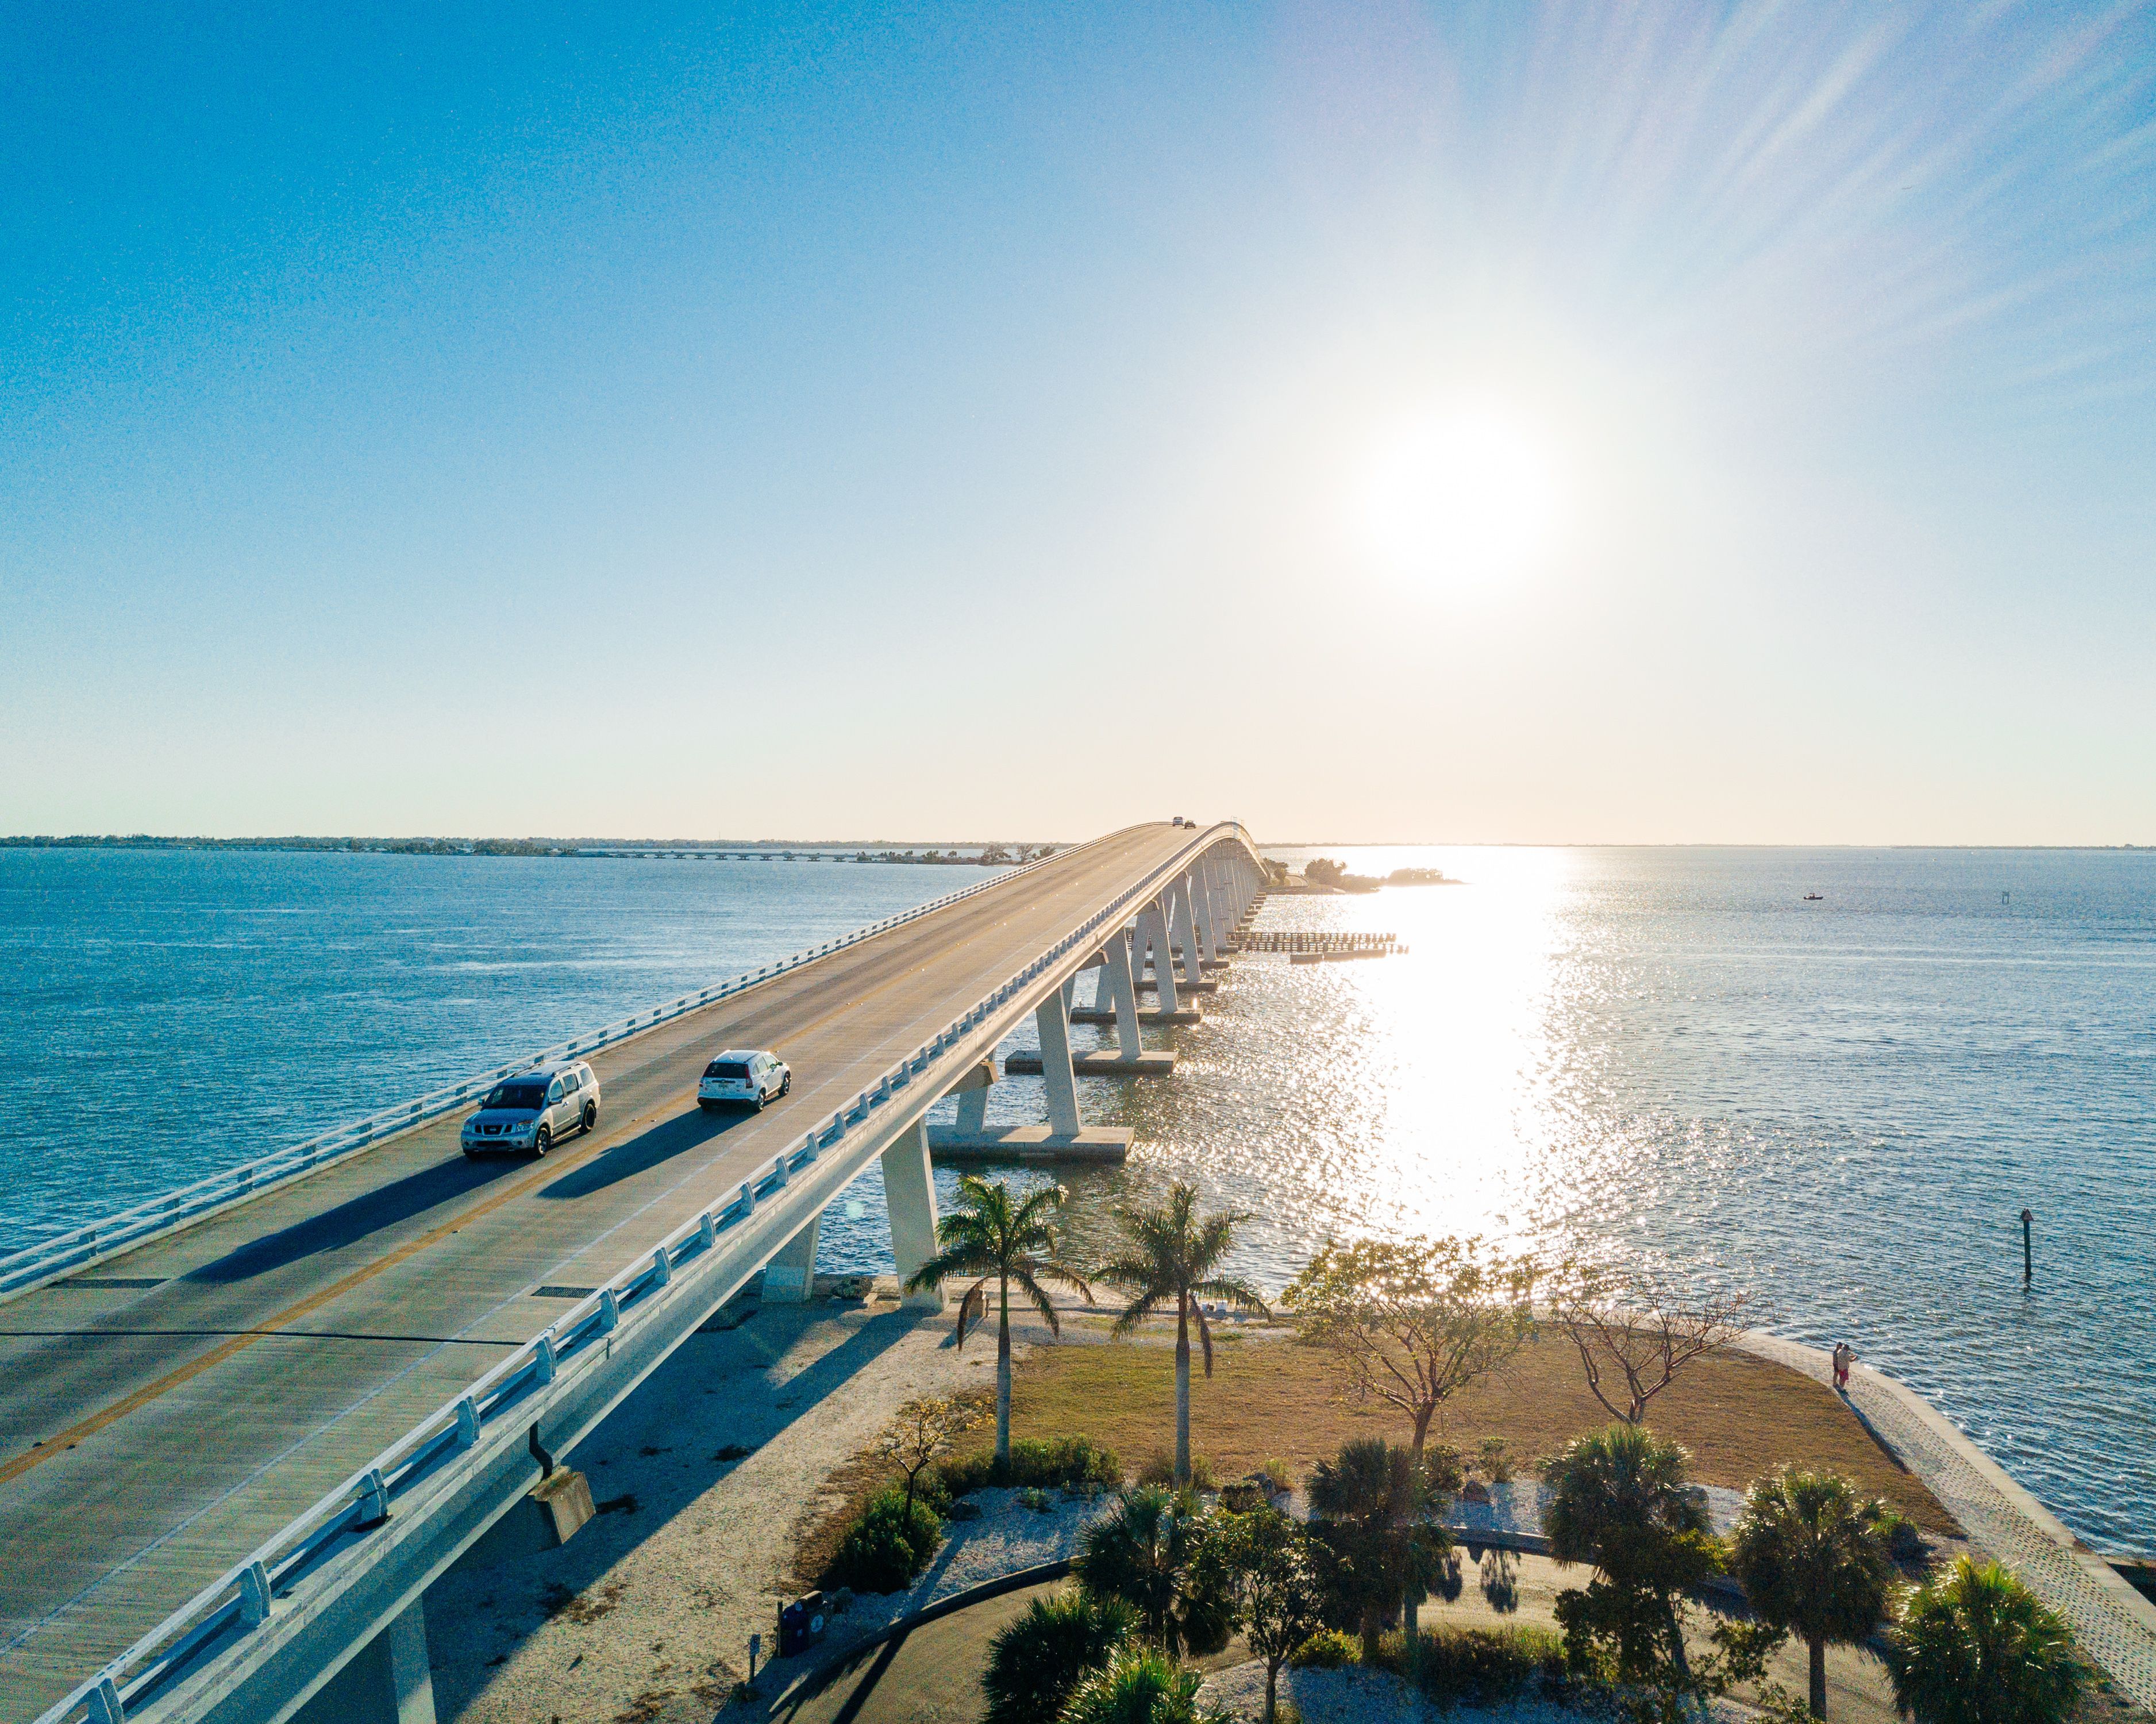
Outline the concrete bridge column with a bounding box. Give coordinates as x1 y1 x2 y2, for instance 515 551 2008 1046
881 1119 945 1311
292 1597 434 1724
1137 902 1179 1014
762 1212 822 1302
1191 864 1223 965
1208 859 1236 954
1169 878 1204 987
1034 983 1083 1136
1100 929 1144 1057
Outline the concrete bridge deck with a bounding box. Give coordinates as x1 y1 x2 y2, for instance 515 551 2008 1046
0 822 1261 1724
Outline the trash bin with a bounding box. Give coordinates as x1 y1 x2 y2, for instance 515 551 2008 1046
777 1591 827 1658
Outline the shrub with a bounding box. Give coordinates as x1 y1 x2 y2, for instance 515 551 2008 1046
983 1588 1136 1724
1259 1457 1295 1495
1422 1442 1466 1494
1872 1507 1928 1563
827 1488 942 1592
1477 1437 1514 1484
1288 1629 1360 1669
1058 1645 1216 1724
1018 1487 1054 1514
1377 1623 1565 1708
940 1436 1122 1497
1136 1452 1218 1490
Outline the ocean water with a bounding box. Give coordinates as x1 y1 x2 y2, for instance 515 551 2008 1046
4 845 2151 1549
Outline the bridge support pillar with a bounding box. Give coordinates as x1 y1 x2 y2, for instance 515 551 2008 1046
1034 983 1083 1136
762 1213 821 1302
881 1119 945 1311
1137 903 1179 1014
293 1597 434 1724
1169 879 1204 987
1101 930 1144 1058
1191 864 1224 965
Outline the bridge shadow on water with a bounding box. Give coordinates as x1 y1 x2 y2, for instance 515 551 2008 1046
534 1105 759 1202
187 1156 519 1284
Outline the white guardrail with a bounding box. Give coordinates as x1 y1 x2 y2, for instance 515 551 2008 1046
39 823 1256 1724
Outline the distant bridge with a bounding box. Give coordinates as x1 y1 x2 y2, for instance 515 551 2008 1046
0 822 1263 1724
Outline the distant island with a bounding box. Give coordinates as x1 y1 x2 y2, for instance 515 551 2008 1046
0 834 1061 864
1265 856 1462 894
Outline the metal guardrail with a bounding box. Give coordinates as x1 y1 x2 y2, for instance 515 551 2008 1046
0 836 1126 1303
37 823 1258 1724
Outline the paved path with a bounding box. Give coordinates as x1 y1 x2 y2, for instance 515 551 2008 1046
1740 1334 2156 1710
0 823 1216 1721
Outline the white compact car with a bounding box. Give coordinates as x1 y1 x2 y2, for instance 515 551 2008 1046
461 1060 600 1157
698 1049 791 1113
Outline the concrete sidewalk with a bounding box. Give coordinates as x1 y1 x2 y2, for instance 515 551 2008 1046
1739 1333 2156 1710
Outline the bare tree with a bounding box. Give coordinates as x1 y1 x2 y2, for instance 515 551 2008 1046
1283 1235 1537 1456
880 1396 974 1514
1548 1265 1752 1425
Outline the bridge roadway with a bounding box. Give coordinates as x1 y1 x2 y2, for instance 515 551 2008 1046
0 822 1256 1722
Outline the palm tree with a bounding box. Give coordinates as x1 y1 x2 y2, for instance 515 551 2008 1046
1541 1423 1718 1692
1305 1436 1450 1661
1095 1181 1269 1486
1731 1469 1896 1718
1075 1486 1234 1657
1057 1645 1215 1724
1885 1558 2084 1724
983 1588 1137 1724
904 1175 1092 1464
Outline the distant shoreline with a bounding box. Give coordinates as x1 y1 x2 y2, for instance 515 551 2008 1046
0 835 1058 862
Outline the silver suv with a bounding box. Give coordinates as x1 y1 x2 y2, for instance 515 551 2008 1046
698 1049 791 1112
461 1060 601 1157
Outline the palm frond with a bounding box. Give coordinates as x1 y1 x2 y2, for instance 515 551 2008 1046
906 1239 999 1292
1011 1268 1062 1337
1029 1257 1096 1305
954 1276 991 1349
1191 1275 1272 1318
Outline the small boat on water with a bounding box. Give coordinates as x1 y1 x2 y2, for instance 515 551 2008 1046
1802 892 1824 901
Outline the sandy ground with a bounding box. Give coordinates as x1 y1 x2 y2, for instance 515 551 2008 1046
428 1287 1018 1724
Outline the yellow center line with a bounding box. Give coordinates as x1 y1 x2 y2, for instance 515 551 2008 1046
0 858 1131 1486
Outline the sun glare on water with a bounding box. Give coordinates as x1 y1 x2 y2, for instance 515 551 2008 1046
1356 401 1568 592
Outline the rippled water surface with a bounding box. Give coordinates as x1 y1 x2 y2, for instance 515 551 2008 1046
6 845 2153 1547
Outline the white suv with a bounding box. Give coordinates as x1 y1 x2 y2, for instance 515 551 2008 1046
462 1061 601 1157
698 1049 791 1113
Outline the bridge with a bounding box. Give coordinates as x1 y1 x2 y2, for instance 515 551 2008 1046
0 822 1264 1724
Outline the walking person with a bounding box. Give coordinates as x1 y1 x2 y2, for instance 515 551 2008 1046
1832 1341 1853 1390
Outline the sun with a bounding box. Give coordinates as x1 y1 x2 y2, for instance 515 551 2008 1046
1356 401 1568 591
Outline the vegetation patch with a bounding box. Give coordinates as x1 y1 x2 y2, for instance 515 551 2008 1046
1009 1333 1956 1533
826 1487 945 1594
1376 1622 1568 1708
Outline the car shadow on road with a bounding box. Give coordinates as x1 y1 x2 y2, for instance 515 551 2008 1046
535 1105 766 1202
186 1156 519 1284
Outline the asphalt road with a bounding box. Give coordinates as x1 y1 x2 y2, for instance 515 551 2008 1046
0 822 1212 1719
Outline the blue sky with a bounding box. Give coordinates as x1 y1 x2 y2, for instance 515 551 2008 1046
5 2 2154 842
